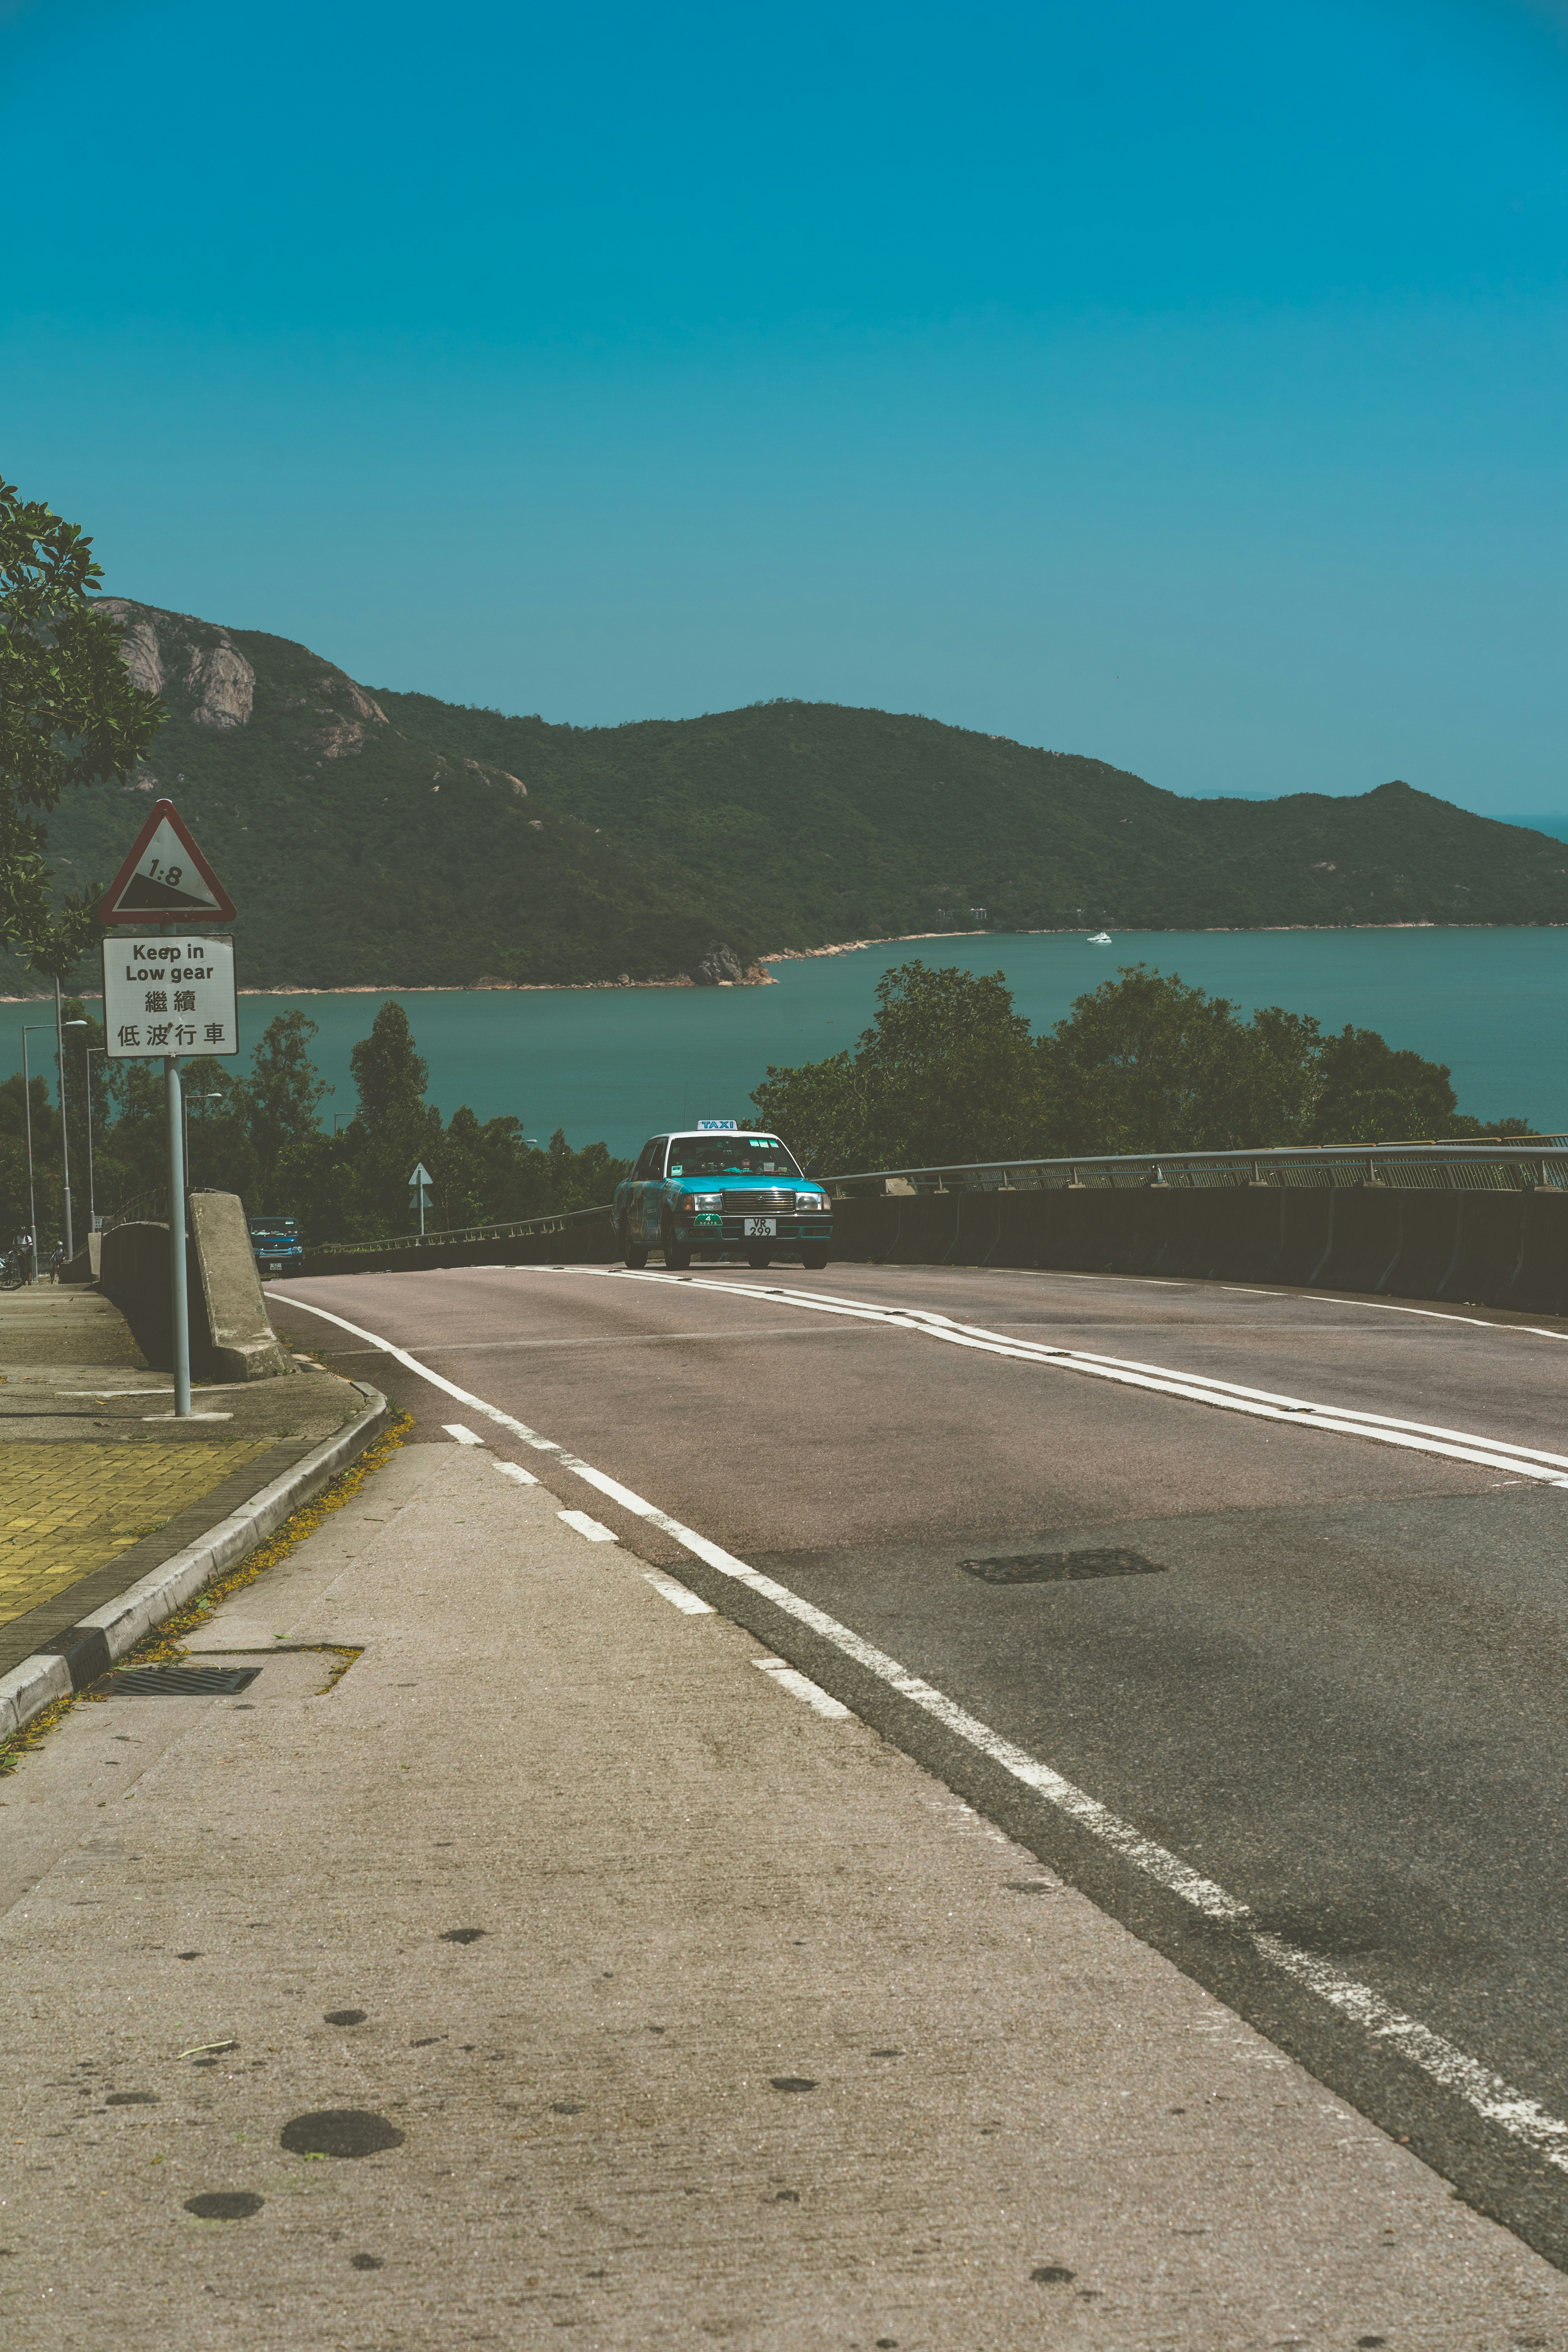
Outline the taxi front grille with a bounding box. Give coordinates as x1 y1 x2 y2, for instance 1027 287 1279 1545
720 1189 796 1212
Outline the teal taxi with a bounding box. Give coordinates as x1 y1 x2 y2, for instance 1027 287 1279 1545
614 1123 833 1270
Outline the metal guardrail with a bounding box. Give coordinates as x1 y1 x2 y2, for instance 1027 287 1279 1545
824 1142 1568 1198
303 1200 614 1258
99 1184 229 1237
100 1185 169 1235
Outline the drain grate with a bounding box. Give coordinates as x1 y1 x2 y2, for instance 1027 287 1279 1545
103 1664 261 1697
960 1548 1166 1586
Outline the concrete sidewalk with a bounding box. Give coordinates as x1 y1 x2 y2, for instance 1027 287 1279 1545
4 1429 1568 2348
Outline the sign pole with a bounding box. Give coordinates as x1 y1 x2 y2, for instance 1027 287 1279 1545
98 798 240 1422
165 1051 191 1417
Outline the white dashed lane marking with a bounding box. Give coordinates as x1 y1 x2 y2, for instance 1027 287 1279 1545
557 1508 619 1543
645 1571 715 1615
754 1657 852 1718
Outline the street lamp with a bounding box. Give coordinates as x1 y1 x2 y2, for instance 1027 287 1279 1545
60 1019 88 1263
53 984 83 1263
18 1022 55 1280
83 1044 107 1230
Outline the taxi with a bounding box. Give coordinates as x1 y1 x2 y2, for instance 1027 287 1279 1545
614 1123 833 1270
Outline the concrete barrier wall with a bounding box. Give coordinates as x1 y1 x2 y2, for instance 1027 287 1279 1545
288 1187 1568 1318
99 1195 289 1379
824 1185 1568 1315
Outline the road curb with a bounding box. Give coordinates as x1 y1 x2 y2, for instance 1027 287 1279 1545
0 1383 390 1741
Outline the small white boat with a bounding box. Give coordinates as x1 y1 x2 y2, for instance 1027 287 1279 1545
1088 931 1113 945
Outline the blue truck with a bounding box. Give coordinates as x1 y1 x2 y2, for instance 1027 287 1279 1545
614 1126 833 1270
248 1215 304 1278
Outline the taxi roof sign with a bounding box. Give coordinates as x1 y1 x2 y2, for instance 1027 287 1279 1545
98 800 237 926
697 1119 738 1130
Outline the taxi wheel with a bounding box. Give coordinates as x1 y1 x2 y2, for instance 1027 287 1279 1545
800 1250 829 1270
660 1210 691 1271
620 1215 648 1270
746 1249 771 1269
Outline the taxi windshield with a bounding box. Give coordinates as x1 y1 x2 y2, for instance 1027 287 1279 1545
666 1137 801 1180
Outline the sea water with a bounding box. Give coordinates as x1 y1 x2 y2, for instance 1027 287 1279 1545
5 927 1563 1159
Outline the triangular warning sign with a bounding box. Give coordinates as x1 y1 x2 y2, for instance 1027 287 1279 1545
98 800 236 925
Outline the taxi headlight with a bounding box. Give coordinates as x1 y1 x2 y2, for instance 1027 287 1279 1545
679 1192 722 1211
795 1192 829 1212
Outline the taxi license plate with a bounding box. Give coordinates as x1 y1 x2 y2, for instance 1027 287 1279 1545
744 1216 777 1238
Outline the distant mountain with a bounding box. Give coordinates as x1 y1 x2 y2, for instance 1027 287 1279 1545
7 598 1568 995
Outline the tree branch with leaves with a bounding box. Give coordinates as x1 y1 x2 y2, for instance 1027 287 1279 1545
0 476 164 975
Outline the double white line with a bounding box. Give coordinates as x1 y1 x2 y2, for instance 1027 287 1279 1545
572 1266 1568 1487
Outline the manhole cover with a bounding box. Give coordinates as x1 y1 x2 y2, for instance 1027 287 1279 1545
105 1665 261 1697
959 1549 1165 1586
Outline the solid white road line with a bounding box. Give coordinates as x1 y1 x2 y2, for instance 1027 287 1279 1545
540 1267 1568 1487
444 1422 485 1445
645 1570 715 1615
754 1657 853 1718
273 1284 1568 2176
558 1508 619 1543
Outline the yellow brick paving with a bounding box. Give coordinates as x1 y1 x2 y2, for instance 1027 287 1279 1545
0 1442 275 1626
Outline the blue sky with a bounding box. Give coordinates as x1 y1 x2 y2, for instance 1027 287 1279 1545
5 0 1568 810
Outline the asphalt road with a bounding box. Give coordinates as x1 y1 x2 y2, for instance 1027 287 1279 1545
269 1258 1568 2270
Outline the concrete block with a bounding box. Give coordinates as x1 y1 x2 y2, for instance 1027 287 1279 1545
189 1191 290 1379
100 1195 288 1378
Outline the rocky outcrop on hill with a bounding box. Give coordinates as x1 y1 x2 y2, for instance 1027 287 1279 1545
99 599 256 729
98 599 392 747
691 942 747 985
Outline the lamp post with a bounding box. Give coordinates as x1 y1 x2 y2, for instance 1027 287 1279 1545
53 980 80 1264
60 1018 88 1263
19 1022 55 1280
83 1044 107 1229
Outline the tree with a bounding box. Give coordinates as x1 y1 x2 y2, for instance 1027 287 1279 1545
1044 967 1322 1154
745 958 1526 1175
1308 1025 1458 1144
0 477 163 971
347 1000 439 1225
240 1011 330 1199
751 961 1053 1173
0 1070 54 1238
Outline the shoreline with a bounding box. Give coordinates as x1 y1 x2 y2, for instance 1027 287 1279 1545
3 919 1562 1004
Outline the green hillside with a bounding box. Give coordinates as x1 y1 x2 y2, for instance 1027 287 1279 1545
7 597 1567 995
380 690 1568 938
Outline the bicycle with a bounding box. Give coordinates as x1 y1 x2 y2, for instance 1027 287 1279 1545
1 1234 34 1289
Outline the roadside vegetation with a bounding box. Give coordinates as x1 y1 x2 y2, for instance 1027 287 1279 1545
0 962 1537 1249
0 476 162 981
750 962 1535 1175
0 998 628 1249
